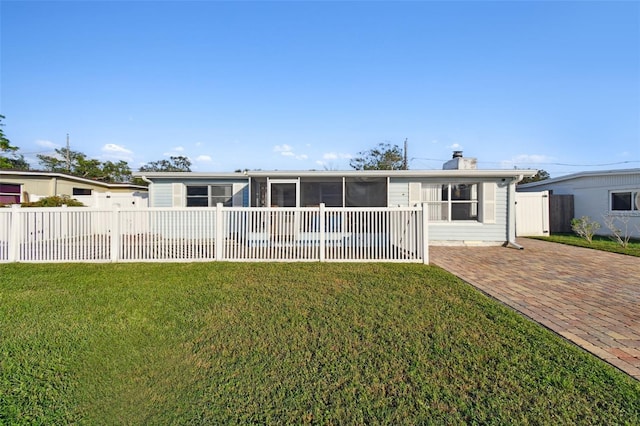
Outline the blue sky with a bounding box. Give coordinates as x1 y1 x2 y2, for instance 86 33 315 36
1 1 639 177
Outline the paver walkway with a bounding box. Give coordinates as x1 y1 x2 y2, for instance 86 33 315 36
430 238 640 380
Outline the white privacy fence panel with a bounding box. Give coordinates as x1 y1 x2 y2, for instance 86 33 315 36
6 207 113 262
118 209 217 261
0 204 428 263
0 209 11 262
515 191 550 237
223 207 424 262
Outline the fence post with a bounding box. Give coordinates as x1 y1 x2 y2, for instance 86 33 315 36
110 206 121 262
8 204 21 262
422 203 429 265
215 203 224 261
319 203 326 262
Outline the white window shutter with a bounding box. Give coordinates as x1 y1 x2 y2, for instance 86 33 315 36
232 183 245 207
172 183 185 207
481 182 496 223
408 182 421 206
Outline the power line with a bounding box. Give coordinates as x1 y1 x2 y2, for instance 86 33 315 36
412 158 640 168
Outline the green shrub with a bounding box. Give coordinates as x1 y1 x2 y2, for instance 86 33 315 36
571 216 600 243
21 195 85 207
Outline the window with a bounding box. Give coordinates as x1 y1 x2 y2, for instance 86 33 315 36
345 178 387 207
301 179 343 207
0 183 20 204
73 188 92 196
611 191 640 211
186 185 232 207
423 183 479 221
447 183 478 220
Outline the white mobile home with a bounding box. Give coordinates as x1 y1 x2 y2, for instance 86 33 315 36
136 162 536 246
518 169 640 239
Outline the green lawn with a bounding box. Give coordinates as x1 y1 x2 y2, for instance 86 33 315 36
1 263 638 424
529 233 640 257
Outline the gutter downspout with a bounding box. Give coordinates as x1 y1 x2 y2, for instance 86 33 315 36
140 175 153 207
507 174 525 250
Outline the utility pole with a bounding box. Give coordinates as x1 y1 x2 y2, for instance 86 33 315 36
403 138 408 170
66 133 71 172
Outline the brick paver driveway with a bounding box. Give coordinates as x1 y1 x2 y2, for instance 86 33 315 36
430 238 640 380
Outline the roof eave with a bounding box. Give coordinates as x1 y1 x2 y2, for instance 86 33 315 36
0 170 148 190
134 169 538 180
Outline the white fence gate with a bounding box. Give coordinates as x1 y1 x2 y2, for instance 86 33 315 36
515 191 550 237
0 204 429 264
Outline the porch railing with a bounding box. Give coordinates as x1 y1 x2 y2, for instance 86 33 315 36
0 204 429 264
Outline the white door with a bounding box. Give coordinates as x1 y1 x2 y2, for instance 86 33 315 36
267 179 299 239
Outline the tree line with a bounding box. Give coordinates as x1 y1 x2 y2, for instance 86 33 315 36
1 115 550 183
0 115 191 184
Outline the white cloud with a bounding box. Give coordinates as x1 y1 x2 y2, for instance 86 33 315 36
323 152 352 160
195 155 212 162
101 143 134 162
323 153 338 160
36 139 58 149
274 144 293 153
274 144 308 160
174 146 184 152
102 143 133 155
448 143 462 150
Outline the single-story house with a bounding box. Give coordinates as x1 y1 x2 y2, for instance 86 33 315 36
518 168 640 239
0 170 148 208
134 153 537 246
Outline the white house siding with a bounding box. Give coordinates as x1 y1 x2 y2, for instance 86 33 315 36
389 178 510 244
388 181 410 207
428 181 509 244
149 180 249 208
151 182 174 207
518 170 640 238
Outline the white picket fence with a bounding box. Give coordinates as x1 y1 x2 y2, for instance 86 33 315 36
0 204 429 264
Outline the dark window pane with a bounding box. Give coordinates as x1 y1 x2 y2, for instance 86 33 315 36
441 185 449 201
345 178 386 207
0 194 20 204
187 186 208 196
73 188 92 195
451 203 478 220
0 184 20 193
301 181 343 207
186 197 209 207
612 192 632 211
210 185 231 197
452 184 476 201
271 183 297 207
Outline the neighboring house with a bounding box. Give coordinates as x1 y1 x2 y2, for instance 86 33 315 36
0 170 148 208
518 168 640 239
134 153 537 246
